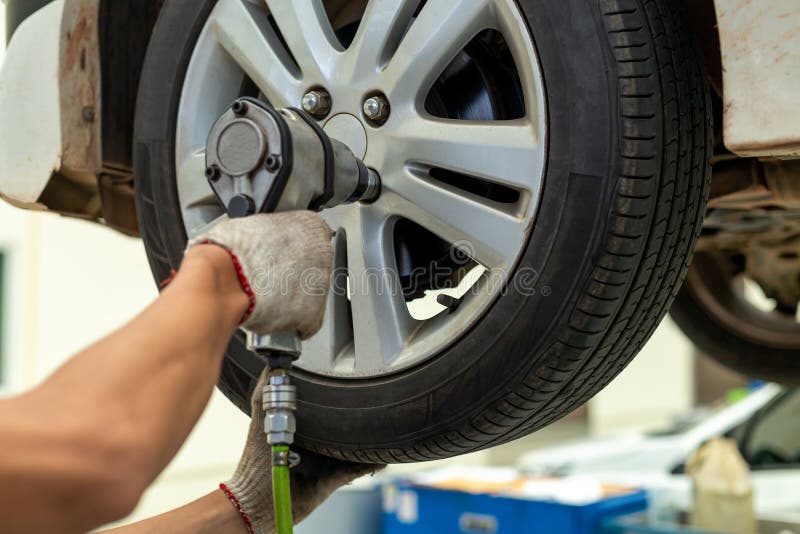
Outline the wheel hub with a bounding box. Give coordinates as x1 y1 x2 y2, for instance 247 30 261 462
323 113 368 160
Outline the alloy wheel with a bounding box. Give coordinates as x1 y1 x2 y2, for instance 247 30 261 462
175 0 547 378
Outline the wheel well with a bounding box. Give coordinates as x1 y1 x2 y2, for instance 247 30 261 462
98 0 164 172
94 0 163 235
681 0 722 97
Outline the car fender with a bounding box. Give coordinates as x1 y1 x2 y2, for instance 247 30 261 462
0 0 63 207
0 0 102 213
714 0 800 158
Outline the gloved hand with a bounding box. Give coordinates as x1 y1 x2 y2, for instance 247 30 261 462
187 211 334 338
221 370 385 533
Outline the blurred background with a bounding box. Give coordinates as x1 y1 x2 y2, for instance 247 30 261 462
0 4 755 529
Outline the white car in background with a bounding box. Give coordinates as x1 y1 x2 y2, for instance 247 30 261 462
518 384 800 516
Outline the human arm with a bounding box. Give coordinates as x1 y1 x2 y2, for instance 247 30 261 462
102 491 247 534
107 369 383 534
0 212 333 534
0 244 248 534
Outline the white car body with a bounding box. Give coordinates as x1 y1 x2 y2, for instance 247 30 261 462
518 384 800 516
0 0 64 207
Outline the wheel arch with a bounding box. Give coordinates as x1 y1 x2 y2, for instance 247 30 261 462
89 0 164 235
97 0 164 174
1 0 163 235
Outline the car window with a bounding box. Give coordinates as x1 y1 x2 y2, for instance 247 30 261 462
744 389 800 468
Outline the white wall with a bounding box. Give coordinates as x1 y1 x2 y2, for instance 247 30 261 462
0 200 37 395
589 317 695 435
0 205 251 525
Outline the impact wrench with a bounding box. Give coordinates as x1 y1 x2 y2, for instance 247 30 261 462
203 98 381 534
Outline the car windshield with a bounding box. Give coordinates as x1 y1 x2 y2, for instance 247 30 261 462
647 406 720 437
744 389 800 467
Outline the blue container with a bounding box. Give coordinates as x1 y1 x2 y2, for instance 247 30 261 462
598 512 719 534
383 484 648 534
297 483 383 534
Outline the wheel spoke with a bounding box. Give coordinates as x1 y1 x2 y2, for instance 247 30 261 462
177 149 227 237
343 208 417 373
381 0 496 103
188 214 229 241
393 116 542 192
342 0 422 79
265 0 343 82
301 231 354 371
386 171 527 269
210 0 304 106
178 149 214 209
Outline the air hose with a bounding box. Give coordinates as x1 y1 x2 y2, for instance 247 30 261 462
257 351 300 534
272 445 294 534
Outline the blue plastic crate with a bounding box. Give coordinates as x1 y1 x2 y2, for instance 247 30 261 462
383 483 648 534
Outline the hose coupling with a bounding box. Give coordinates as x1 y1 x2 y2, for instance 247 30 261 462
263 371 297 446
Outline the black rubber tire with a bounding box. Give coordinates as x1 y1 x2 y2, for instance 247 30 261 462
670 267 800 386
134 0 711 462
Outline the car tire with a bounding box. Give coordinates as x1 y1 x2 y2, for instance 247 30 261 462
670 252 800 385
134 0 711 462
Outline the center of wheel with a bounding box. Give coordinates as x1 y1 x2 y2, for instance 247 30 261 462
323 113 367 159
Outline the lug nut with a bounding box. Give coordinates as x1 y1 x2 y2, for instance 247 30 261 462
363 95 390 125
301 89 332 119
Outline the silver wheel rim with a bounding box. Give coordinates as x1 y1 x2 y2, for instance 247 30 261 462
176 0 547 378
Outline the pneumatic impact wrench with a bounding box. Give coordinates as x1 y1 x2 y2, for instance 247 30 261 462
204 98 381 534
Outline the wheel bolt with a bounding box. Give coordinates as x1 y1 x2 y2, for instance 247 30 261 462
205 164 221 182
232 100 248 116
301 89 331 119
265 155 281 172
363 94 390 125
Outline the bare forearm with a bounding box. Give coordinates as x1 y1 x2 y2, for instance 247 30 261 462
103 492 247 534
0 246 249 532
44 246 246 472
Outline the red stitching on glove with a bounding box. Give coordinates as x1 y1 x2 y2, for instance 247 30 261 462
159 269 178 288
196 240 257 326
219 483 255 534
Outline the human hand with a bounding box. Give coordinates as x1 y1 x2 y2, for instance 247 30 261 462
221 370 384 533
187 211 334 339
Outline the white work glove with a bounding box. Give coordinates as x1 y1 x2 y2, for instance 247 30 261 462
187 211 334 338
221 370 385 533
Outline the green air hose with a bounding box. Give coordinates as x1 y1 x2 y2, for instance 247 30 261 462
273 445 294 534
